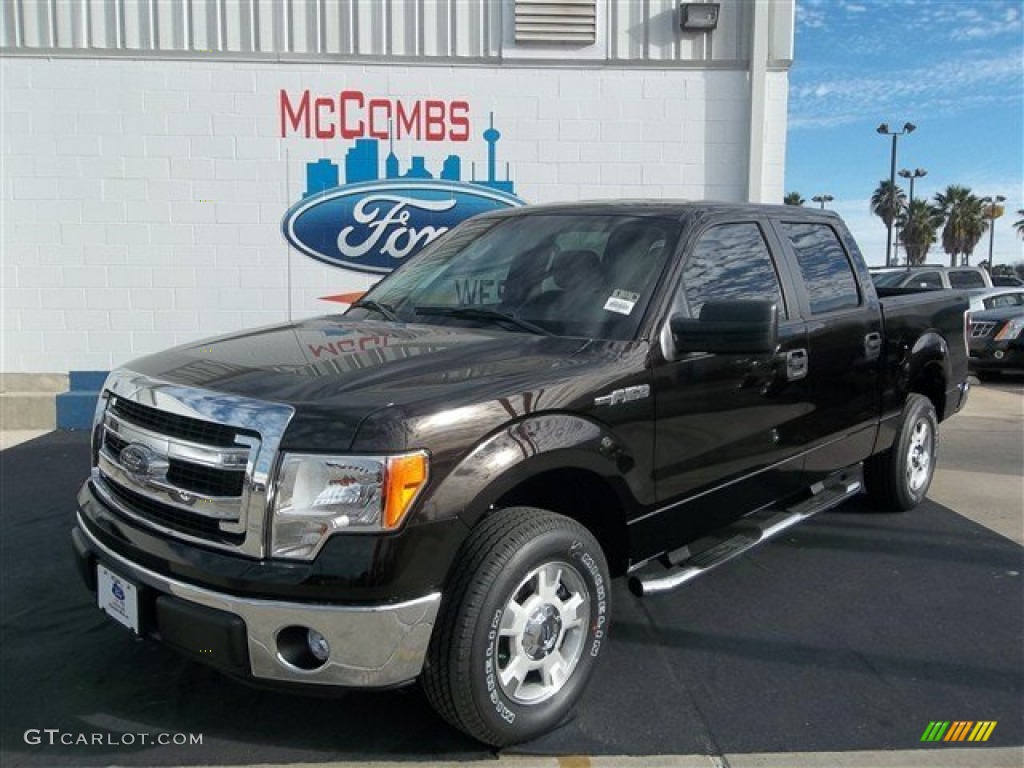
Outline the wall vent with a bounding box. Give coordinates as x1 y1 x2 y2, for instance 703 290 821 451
514 0 597 44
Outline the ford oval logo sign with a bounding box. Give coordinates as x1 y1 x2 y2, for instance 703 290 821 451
282 180 523 275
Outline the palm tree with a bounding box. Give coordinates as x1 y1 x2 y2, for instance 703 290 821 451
898 199 943 266
784 192 805 206
1015 209 1024 240
934 186 988 266
870 179 906 239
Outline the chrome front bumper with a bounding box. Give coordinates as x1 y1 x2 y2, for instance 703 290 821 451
77 513 441 688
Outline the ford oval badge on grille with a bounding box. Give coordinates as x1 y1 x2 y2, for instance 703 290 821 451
119 443 167 479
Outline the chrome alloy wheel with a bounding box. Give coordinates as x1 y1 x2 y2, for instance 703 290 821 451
494 561 591 705
906 418 933 493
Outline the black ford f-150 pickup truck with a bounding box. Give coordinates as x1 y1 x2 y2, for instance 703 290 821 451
73 202 969 746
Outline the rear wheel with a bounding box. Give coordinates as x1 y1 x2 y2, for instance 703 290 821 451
864 393 938 511
422 507 610 746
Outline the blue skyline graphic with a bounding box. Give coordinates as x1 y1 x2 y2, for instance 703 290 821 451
304 112 515 198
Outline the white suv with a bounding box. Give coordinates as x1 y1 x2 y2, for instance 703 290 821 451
870 266 993 290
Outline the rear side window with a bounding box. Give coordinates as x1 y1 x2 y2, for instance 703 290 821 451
779 222 860 314
949 270 986 289
676 222 785 318
915 272 942 288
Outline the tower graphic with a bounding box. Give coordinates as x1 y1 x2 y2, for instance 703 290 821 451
301 112 517 198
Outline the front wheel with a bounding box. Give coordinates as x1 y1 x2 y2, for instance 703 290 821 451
422 507 610 747
864 393 938 511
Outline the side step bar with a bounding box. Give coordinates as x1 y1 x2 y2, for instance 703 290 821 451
629 474 862 597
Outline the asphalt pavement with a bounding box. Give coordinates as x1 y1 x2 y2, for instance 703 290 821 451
0 380 1021 768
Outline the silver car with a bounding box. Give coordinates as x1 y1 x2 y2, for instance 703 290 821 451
965 288 1024 314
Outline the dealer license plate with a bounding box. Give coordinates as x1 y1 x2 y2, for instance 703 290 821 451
97 564 139 634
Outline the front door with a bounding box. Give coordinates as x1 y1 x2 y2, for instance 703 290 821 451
632 219 813 558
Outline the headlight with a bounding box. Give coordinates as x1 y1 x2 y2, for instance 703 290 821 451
270 451 429 559
994 317 1024 341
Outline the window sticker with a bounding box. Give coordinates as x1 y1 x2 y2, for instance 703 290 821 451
604 289 639 315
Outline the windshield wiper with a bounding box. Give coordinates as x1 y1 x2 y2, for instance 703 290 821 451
350 299 399 322
414 305 554 336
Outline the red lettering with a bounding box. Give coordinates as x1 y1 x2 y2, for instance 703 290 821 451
282 92 472 143
424 100 446 141
368 99 393 140
396 101 421 141
340 90 365 139
308 342 335 359
449 101 470 141
314 97 335 139
279 90 311 138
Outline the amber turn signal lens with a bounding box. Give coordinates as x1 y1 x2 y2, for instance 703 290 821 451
383 452 429 529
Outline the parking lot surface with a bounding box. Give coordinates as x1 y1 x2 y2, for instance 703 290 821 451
0 382 1021 767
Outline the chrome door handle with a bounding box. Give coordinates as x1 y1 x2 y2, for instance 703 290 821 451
785 349 808 381
864 332 882 358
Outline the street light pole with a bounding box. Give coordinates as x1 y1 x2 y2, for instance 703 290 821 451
982 194 1006 272
811 194 834 210
897 168 927 267
877 122 916 267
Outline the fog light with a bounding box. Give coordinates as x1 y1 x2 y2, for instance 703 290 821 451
307 628 330 662
994 350 1005 360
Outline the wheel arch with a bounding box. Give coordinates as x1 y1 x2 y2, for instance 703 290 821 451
907 332 950 422
420 413 638 578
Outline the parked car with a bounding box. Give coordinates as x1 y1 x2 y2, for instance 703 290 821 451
992 274 1024 287
964 288 1024 314
870 265 993 290
968 305 1024 378
72 202 970 746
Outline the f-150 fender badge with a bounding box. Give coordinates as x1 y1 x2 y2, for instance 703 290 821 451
594 385 650 407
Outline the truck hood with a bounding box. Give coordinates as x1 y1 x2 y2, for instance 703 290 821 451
127 317 635 451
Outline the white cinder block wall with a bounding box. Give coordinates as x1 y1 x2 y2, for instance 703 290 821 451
1 58 788 373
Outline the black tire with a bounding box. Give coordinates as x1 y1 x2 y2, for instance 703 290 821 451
864 393 938 512
421 507 610 747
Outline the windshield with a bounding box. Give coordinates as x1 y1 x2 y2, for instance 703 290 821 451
347 213 681 340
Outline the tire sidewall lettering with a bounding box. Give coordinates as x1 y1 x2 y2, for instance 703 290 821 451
477 533 609 729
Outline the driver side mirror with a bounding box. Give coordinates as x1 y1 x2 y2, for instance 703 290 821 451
669 300 778 356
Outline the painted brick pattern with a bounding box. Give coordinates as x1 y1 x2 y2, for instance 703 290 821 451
1 58 787 372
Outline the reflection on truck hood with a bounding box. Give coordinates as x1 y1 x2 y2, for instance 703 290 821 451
127 317 630 451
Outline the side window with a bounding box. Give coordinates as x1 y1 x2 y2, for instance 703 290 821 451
917 272 942 288
779 222 860 314
949 270 985 289
988 294 1023 309
676 222 785 318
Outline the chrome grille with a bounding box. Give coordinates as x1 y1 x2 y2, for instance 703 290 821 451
91 369 294 558
970 321 996 339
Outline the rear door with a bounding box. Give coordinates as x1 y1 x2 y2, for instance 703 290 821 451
771 219 882 477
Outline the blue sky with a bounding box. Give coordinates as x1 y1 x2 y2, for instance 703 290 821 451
785 0 1023 268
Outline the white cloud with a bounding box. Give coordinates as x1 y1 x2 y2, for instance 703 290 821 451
789 50 1023 131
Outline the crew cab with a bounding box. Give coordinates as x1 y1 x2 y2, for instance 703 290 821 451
72 202 969 746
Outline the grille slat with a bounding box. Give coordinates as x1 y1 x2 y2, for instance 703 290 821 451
103 480 245 544
103 431 245 497
110 397 256 447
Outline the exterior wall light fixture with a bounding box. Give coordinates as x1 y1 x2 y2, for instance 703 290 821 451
680 3 720 31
